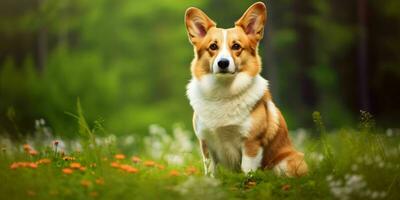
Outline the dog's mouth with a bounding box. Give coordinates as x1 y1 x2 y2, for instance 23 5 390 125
214 68 238 75
214 71 237 77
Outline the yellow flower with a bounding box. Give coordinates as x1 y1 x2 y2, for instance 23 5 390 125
36 158 51 165
62 156 76 161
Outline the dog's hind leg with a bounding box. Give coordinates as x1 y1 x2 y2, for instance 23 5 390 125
273 151 308 177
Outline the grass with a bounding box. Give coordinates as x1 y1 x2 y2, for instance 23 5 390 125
0 110 399 200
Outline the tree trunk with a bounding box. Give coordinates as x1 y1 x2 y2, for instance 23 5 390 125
36 27 48 72
263 19 279 101
293 0 317 123
357 0 369 111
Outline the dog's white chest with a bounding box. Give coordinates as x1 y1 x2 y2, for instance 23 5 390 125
187 74 268 170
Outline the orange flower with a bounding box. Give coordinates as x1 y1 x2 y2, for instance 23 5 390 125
79 166 86 172
144 160 155 167
114 154 126 160
29 149 38 156
119 164 130 170
131 156 141 163
185 166 198 175
80 179 92 188
10 162 19 169
23 144 31 152
37 158 51 165
28 162 38 169
127 167 139 174
156 164 165 170
18 162 28 167
26 190 36 196
89 191 98 197
118 164 139 173
95 178 105 185
169 170 180 176
110 162 120 168
282 184 291 191
126 166 139 174
62 168 73 175
70 162 81 169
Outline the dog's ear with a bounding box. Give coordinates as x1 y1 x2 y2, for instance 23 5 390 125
235 2 267 42
185 7 216 45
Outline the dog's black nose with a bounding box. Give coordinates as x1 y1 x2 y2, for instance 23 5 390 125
217 59 229 69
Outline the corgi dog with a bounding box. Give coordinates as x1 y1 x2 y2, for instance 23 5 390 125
185 2 308 177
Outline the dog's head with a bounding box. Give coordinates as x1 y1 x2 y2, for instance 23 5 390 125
185 2 266 80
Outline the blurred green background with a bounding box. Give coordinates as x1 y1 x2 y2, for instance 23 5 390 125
0 0 399 137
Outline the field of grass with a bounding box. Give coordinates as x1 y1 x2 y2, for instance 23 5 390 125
0 110 399 200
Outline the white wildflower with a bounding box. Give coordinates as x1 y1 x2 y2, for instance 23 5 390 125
386 129 393 137
174 176 223 199
166 154 184 165
123 135 135 146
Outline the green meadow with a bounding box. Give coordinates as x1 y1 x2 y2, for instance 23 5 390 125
1 107 399 200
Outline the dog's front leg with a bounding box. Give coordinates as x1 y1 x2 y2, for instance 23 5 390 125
241 140 263 174
199 139 218 177
199 139 210 175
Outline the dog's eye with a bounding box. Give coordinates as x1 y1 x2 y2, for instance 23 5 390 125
209 43 218 50
232 43 241 50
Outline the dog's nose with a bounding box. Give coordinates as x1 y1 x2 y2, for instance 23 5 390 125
217 59 229 69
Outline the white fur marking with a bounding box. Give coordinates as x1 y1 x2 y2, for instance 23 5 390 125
241 147 263 173
230 72 253 95
266 101 280 137
212 30 235 73
273 159 288 176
